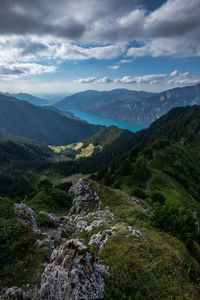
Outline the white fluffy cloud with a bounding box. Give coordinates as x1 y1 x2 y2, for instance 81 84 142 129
97 76 113 83
0 62 56 79
108 65 120 70
74 71 200 86
73 77 97 83
55 43 126 60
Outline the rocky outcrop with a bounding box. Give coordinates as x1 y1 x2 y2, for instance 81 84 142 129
69 179 100 215
2 286 28 299
14 204 72 251
128 226 143 238
14 203 41 235
73 209 114 233
35 238 55 251
89 228 116 251
40 239 107 300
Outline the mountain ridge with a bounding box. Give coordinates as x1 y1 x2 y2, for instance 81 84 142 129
54 83 200 125
0 94 103 145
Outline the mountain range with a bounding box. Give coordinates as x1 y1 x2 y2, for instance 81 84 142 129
0 94 102 145
55 89 154 112
0 92 48 106
54 83 200 125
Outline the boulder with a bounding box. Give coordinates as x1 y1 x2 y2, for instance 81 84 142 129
41 239 106 300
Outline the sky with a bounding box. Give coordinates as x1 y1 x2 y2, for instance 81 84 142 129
0 0 200 95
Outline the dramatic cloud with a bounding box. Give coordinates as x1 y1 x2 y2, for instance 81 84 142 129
0 0 199 61
0 0 199 91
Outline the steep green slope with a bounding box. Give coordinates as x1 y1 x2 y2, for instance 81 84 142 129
95 106 200 213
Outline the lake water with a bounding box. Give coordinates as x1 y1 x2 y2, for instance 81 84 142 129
70 110 146 133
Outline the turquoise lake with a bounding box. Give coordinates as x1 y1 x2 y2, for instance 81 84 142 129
70 110 146 133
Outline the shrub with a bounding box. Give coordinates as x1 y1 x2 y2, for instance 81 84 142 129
132 188 147 200
152 202 197 241
50 189 72 209
37 179 52 191
151 192 166 205
116 160 132 176
55 181 72 193
36 214 57 228
0 197 15 219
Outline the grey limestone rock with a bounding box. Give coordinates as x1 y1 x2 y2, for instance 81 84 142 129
69 179 100 216
14 203 41 235
89 228 116 251
40 239 106 300
35 238 55 251
3 286 27 299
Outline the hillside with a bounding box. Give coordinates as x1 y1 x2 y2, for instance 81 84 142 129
1 106 200 299
49 126 134 160
55 89 153 111
94 105 200 210
0 94 102 145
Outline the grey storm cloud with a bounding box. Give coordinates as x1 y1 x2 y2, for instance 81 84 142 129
16 40 49 56
0 0 199 61
0 0 199 43
0 0 86 39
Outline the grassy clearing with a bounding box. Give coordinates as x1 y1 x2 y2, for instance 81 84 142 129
74 142 83 151
76 143 97 158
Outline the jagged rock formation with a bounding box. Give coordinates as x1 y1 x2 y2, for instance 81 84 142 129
40 239 107 300
14 204 71 251
73 209 115 233
14 203 41 235
89 228 116 251
69 179 100 215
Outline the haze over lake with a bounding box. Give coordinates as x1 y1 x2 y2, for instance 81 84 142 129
70 110 146 132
